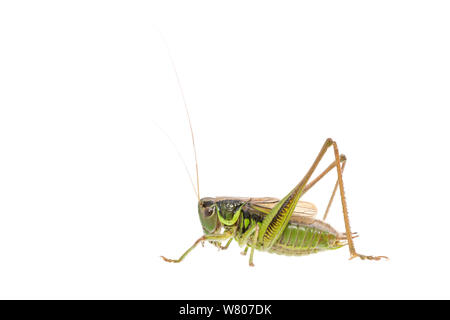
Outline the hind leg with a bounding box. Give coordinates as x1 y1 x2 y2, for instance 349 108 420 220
331 141 388 261
300 154 347 221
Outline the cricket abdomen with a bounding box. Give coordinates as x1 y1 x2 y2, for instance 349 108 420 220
268 220 345 256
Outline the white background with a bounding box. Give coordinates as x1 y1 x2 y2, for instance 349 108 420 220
0 1 449 299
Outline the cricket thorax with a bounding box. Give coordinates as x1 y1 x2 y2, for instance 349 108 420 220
216 199 246 226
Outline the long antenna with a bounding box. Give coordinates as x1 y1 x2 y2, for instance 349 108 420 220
153 120 199 200
156 28 200 201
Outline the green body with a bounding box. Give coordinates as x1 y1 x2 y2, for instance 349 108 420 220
207 198 345 256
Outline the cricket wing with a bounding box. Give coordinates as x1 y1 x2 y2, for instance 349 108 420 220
248 197 318 219
293 201 317 219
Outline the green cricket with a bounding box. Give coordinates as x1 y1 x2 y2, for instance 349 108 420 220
159 46 388 267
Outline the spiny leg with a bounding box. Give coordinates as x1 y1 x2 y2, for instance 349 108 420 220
161 231 233 263
331 141 388 261
322 158 346 221
300 156 357 238
237 221 257 256
249 224 259 267
302 154 347 196
299 154 347 221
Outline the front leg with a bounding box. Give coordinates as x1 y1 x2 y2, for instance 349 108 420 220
213 238 233 251
161 230 234 263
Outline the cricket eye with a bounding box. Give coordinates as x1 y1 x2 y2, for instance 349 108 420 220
204 206 215 217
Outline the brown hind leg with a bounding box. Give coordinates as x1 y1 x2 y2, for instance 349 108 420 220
331 141 388 261
301 155 347 221
302 154 347 195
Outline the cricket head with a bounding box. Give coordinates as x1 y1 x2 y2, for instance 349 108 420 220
198 197 220 234
198 197 245 234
